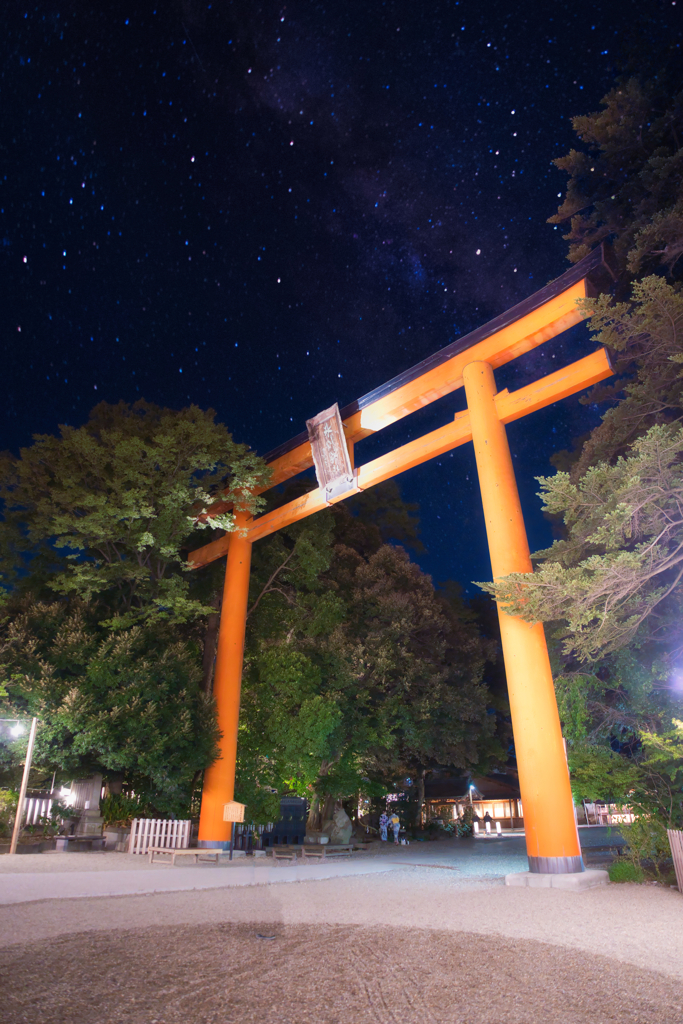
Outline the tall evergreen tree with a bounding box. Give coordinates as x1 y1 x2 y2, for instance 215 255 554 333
549 75 683 283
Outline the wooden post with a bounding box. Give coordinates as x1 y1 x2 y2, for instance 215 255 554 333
9 717 38 856
463 361 583 874
667 829 683 894
198 513 252 849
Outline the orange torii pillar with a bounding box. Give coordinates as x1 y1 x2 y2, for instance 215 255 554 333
463 361 583 874
197 512 252 849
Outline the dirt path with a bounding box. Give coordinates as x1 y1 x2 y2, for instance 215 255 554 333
2 921 682 1024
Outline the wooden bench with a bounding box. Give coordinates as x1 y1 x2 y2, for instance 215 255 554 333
301 844 326 861
273 842 357 864
324 843 355 857
301 843 355 861
148 846 223 866
272 846 299 864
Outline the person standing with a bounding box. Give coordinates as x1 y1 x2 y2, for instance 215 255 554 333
389 811 401 844
379 811 389 842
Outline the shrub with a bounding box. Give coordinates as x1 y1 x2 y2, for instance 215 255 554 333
456 804 474 838
100 793 153 828
619 815 671 878
609 860 645 883
0 789 18 838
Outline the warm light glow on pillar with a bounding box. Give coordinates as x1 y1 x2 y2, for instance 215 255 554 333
463 360 583 874
197 512 252 848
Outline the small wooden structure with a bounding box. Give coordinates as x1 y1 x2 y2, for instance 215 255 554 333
308 843 354 859
580 802 635 826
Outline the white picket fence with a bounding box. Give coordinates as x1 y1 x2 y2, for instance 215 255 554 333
667 829 683 894
128 818 191 855
23 794 53 826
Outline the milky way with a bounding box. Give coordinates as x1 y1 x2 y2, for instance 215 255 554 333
2 0 681 589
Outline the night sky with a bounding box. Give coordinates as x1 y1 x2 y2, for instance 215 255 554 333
3 1 682 592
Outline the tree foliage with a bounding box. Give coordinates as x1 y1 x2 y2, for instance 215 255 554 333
484 424 683 660
484 278 683 660
236 496 494 824
0 404 497 823
566 744 641 804
571 276 683 478
549 76 683 280
548 651 683 827
0 598 217 815
0 400 269 627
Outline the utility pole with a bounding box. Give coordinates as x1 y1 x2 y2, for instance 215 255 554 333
9 717 38 856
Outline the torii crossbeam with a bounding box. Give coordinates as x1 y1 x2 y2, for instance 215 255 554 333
190 245 616 876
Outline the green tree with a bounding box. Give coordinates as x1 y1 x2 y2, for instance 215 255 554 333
237 499 493 827
0 400 269 627
566 744 641 805
485 423 683 660
549 76 683 281
338 480 424 556
366 583 501 826
635 720 683 826
0 399 270 813
484 278 683 657
569 276 683 479
0 598 217 815
550 649 681 825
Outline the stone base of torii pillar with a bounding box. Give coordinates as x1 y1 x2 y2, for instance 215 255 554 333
506 869 609 891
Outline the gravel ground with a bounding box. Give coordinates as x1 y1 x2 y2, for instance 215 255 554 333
2 920 682 1024
1 840 681 1022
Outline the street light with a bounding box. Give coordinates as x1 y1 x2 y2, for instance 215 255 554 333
1 717 39 856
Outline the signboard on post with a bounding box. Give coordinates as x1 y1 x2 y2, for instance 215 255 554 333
306 402 355 502
223 799 246 860
223 800 246 822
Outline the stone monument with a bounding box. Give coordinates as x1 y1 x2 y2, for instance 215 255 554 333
322 805 353 845
70 774 104 837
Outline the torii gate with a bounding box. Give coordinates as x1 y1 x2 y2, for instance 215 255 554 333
189 245 615 876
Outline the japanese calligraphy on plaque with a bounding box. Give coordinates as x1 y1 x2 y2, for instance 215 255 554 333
223 800 246 823
306 402 355 502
